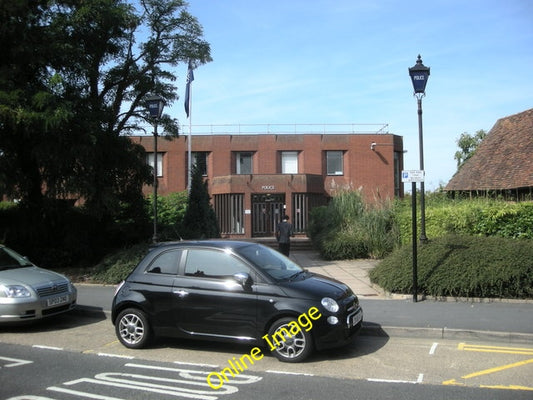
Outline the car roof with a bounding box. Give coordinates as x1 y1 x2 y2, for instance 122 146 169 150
148 240 261 252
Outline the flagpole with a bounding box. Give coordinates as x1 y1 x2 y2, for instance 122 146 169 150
187 89 192 193
185 60 194 193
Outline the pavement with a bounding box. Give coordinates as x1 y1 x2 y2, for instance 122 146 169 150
76 249 533 344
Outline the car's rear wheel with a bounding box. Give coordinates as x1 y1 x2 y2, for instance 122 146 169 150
115 308 152 349
268 317 313 362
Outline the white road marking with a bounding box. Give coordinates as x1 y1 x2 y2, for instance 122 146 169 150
266 370 314 376
174 361 220 368
47 386 124 400
33 345 63 351
368 373 424 384
97 353 135 359
429 342 439 355
0 356 33 368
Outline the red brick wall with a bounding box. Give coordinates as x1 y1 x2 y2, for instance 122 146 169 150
132 133 403 202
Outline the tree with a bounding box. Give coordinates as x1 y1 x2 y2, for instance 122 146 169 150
454 129 487 170
0 0 211 218
182 165 220 239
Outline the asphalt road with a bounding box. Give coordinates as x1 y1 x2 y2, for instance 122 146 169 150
76 284 533 342
1 341 532 400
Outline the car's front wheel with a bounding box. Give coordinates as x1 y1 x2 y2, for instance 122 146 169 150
115 308 152 349
268 317 313 362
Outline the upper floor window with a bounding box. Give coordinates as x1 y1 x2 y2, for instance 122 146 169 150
281 151 298 174
147 152 163 177
235 152 253 174
192 152 208 176
326 151 344 175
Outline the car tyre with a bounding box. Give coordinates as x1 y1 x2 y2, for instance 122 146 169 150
115 308 152 349
268 317 313 363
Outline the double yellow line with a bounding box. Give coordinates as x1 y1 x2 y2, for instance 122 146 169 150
443 343 533 391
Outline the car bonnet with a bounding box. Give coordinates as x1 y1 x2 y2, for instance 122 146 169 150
0 266 68 287
280 272 351 300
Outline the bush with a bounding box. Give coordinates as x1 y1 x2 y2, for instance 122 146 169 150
146 191 188 240
308 190 398 260
395 195 533 244
91 243 149 284
369 234 533 299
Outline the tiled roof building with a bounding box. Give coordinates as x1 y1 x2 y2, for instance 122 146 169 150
445 108 533 199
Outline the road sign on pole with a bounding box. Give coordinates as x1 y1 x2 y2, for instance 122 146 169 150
402 170 425 183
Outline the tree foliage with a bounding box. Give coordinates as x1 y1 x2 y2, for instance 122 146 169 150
454 129 487 170
0 0 211 219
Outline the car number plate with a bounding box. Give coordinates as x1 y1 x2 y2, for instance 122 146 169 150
351 309 363 327
47 295 68 307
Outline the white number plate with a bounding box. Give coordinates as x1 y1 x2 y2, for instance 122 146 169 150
351 309 363 327
47 295 68 307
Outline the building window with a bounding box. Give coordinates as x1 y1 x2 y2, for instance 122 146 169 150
326 151 344 175
147 152 163 177
236 152 253 174
281 151 298 174
214 194 244 234
192 152 208 176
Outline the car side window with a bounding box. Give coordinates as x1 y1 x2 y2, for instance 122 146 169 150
184 249 250 279
146 250 182 275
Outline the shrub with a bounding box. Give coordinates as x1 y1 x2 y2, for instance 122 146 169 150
369 234 533 299
395 196 533 243
91 243 149 284
146 191 188 240
308 190 398 260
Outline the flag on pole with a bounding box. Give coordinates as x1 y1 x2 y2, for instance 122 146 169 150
184 60 194 118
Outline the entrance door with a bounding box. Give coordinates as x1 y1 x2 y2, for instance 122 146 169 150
251 193 285 237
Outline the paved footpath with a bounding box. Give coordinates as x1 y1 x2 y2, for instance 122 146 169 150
76 249 533 344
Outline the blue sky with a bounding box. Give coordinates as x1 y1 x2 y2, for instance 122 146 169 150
169 0 533 191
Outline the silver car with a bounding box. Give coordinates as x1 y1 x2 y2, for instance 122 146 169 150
0 245 77 322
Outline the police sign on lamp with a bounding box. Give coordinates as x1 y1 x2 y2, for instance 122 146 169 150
408 55 430 95
146 95 165 119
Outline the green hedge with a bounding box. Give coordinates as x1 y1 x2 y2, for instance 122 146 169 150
369 234 533 299
395 196 533 243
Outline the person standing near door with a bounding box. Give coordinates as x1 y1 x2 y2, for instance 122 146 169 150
276 215 294 257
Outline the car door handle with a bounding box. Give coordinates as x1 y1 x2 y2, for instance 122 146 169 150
173 289 189 298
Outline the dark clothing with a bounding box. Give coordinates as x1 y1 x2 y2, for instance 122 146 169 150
276 220 294 256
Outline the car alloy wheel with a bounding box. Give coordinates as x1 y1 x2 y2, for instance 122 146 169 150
268 317 313 363
115 308 152 349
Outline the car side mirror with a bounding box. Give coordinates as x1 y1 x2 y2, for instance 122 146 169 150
233 272 253 289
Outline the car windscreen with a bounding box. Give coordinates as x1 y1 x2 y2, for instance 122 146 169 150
237 244 303 281
0 247 33 271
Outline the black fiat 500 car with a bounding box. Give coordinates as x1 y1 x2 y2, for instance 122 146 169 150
111 240 363 362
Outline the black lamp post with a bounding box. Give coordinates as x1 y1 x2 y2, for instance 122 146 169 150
146 94 165 243
409 55 430 243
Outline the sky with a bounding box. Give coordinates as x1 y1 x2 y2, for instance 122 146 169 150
167 0 533 191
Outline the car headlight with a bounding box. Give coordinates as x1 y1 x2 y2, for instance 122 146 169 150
0 284 31 298
321 297 339 313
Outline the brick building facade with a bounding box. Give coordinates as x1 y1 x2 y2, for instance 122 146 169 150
132 125 404 238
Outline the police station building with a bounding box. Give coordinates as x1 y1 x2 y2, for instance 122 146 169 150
131 124 404 239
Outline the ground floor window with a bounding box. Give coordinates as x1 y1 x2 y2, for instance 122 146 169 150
214 193 244 234
292 193 328 233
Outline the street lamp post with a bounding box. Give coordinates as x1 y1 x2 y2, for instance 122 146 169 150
409 55 430 243
146 95 165 243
